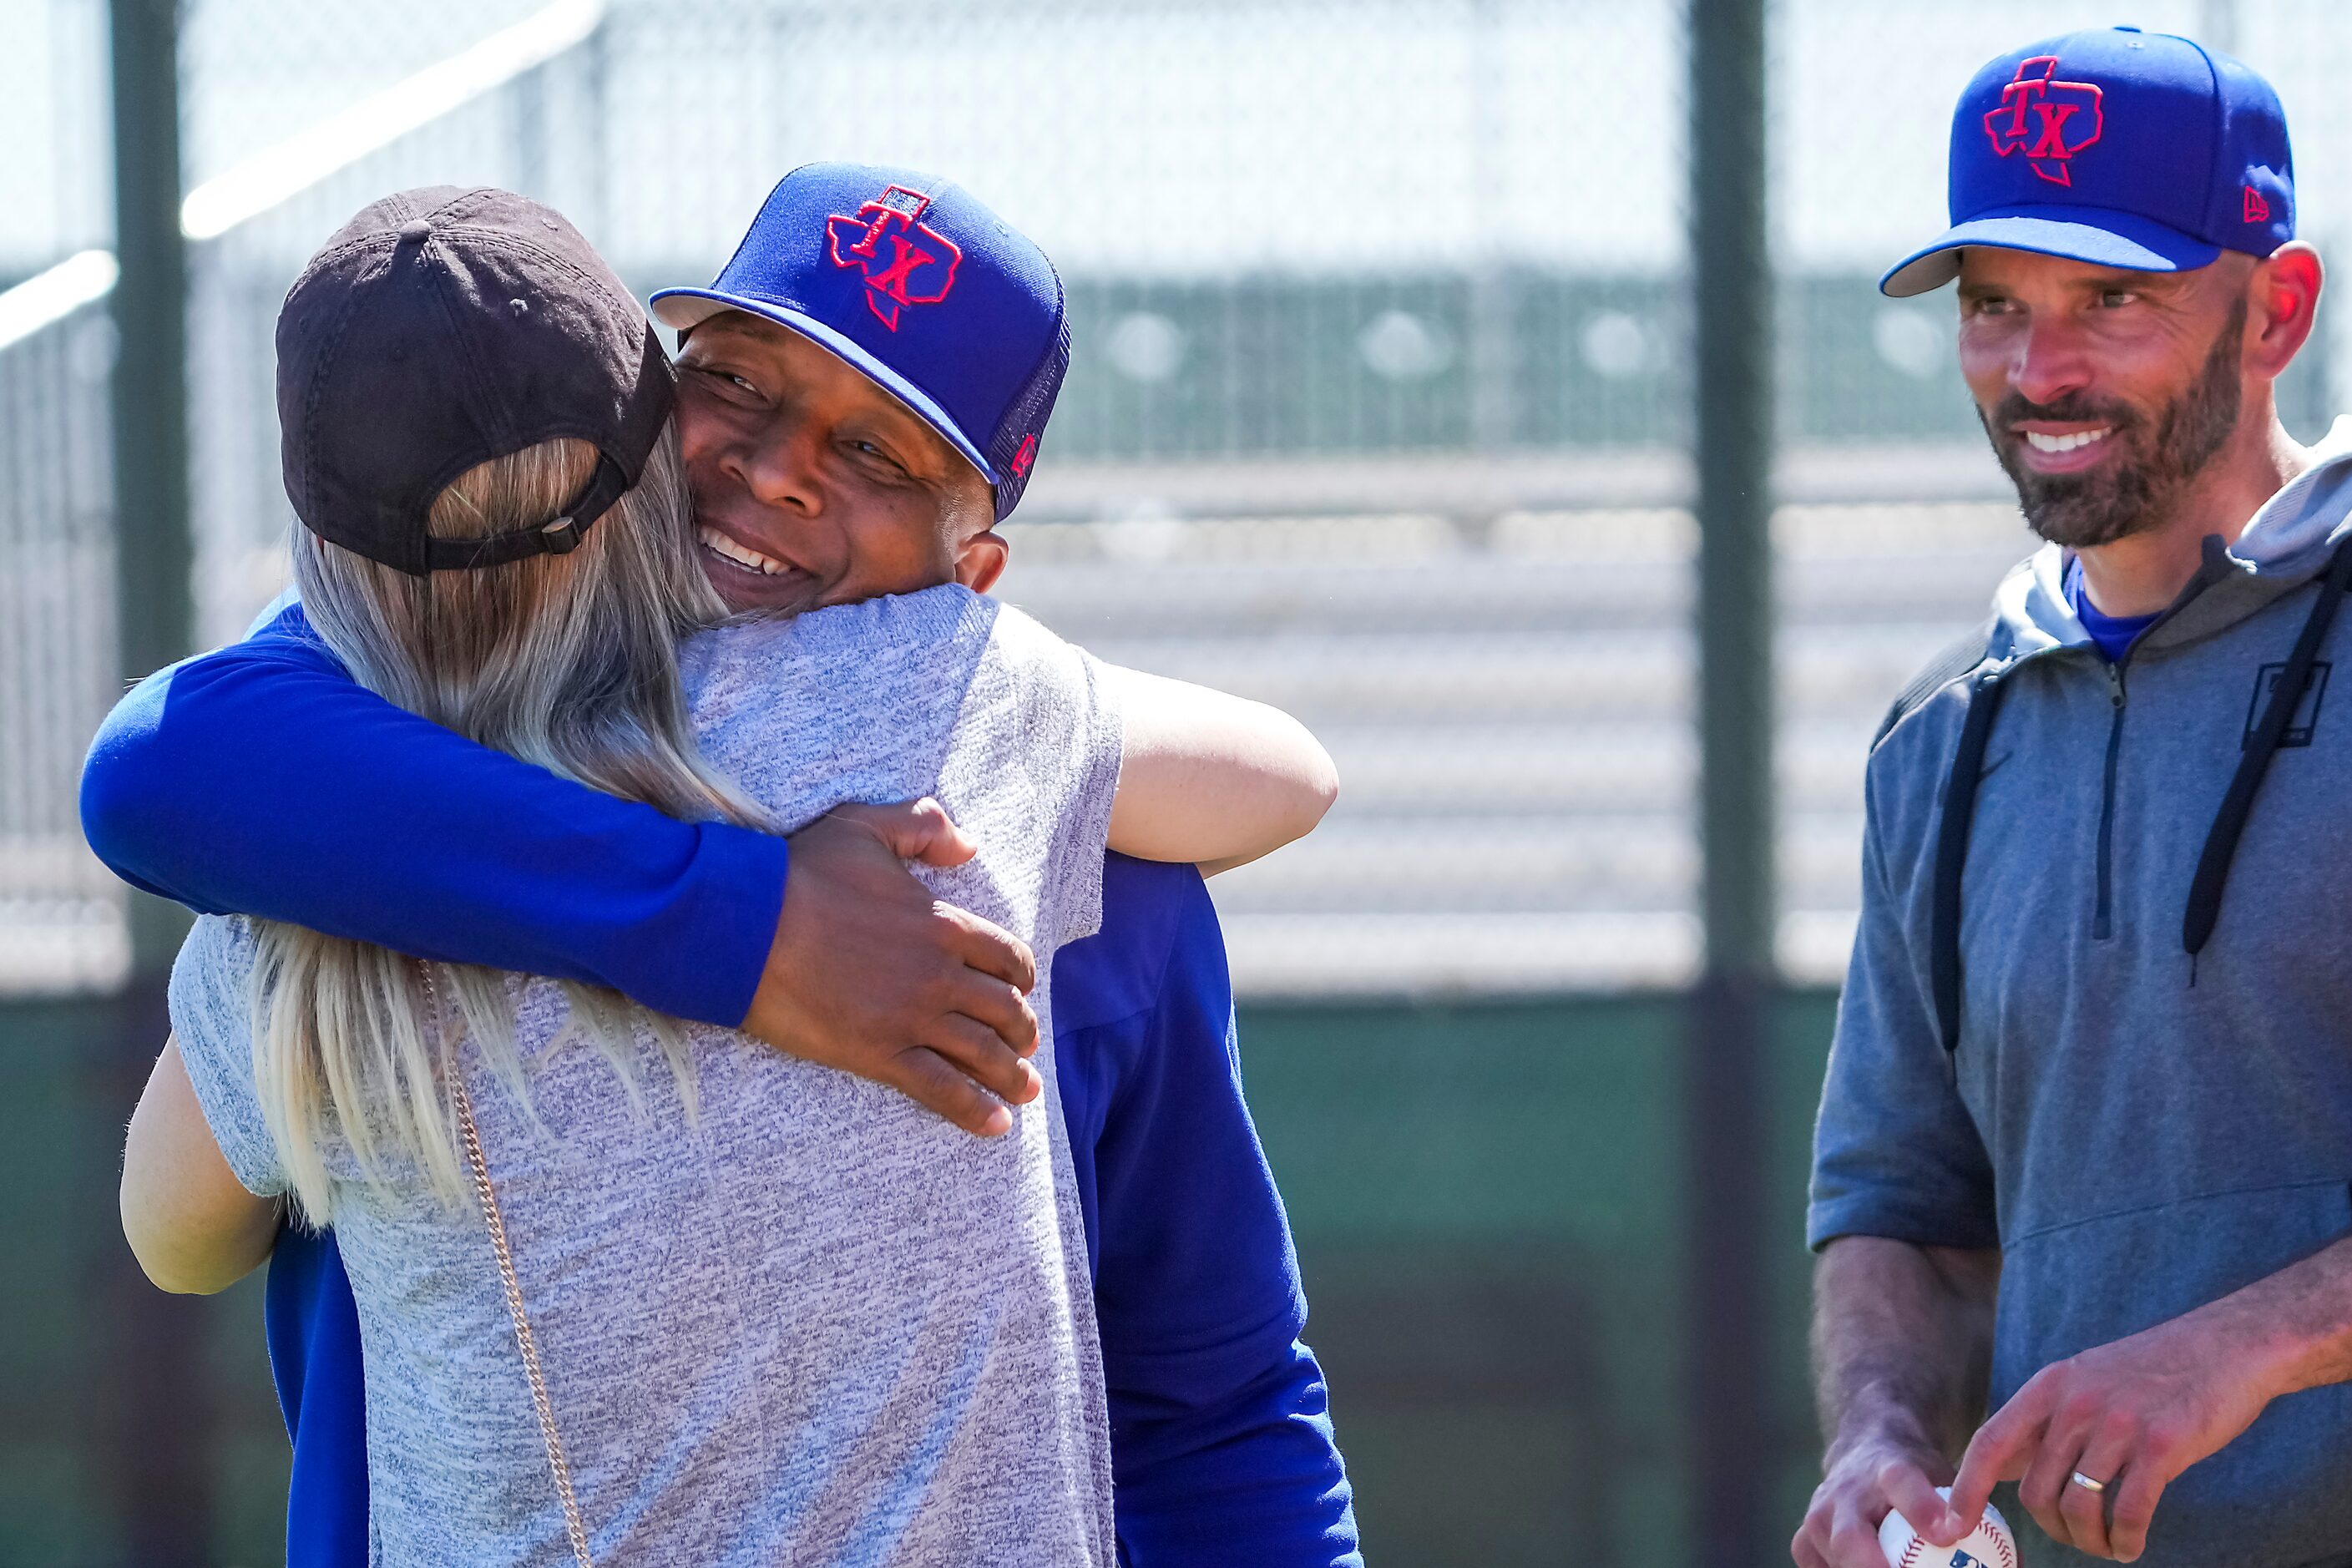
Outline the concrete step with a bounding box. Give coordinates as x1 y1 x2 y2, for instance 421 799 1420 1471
1276 721 1878 812
1219 905 1863 996
1065 623 1975 725
997 501 2032 637
0 901 125 994
1211 810 1864 914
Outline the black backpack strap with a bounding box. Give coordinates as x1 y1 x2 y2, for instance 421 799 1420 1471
1930 665 2009 1063
2183 538 2352 958
1873 619 2002 1064
1875 617 1998 751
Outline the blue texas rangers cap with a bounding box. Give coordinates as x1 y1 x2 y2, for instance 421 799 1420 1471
1881 27 2294 296
650 163 1068 519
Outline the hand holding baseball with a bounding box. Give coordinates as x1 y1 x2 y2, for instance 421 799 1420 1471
1792 1428 1961 1568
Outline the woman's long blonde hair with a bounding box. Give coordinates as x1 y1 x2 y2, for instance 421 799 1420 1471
250 427 761 1222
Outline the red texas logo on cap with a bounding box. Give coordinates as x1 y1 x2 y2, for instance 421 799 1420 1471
826 185 963 330
1983 56 2105 186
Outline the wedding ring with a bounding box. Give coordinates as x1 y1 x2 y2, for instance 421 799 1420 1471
2068 1470 2110 1495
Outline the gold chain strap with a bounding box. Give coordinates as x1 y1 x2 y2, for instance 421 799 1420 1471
427 969 596 1568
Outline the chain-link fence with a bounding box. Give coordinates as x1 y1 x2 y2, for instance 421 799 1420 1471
6 0 2350 1003
0 255 120 993
13 0 2352 1006
13 4 2352 1564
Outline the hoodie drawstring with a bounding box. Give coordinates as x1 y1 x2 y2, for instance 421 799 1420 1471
1928 537 2352 1066
1930 665 2008 1065
2182 537 2352 959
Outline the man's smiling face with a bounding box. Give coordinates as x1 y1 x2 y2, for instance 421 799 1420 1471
672 311 1004 615
1956 247 2253 549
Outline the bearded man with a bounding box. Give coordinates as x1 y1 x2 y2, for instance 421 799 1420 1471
1791 28 2352 1568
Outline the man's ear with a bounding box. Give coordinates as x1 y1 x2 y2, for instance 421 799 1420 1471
956 529 1009 594
2247 242 2323 382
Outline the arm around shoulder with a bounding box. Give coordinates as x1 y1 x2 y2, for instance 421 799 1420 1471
78 624 785 1028
1101 665 1338 873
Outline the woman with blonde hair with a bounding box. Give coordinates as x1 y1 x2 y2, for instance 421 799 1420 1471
119 188 1333 1565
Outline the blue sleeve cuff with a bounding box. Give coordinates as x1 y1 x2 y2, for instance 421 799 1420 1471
1110 1339 1362 1568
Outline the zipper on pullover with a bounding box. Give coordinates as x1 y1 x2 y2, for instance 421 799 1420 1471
2095 658 2127 940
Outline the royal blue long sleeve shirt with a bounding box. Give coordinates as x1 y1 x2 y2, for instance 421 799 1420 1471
82 611 785 1028
83 607 1359 1567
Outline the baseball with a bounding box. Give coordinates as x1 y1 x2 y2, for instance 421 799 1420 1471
1879 1487 2016 1568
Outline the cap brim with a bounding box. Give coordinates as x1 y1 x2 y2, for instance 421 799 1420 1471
648 287 1001 488
1879 208 2224 297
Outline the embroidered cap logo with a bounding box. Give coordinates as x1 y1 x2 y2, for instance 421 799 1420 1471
825 185 963 330
1983 56 2105 186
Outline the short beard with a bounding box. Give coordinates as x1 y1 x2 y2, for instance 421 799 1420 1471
1981 297 2246 550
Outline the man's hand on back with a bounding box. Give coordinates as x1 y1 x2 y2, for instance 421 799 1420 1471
744 798 1041 1136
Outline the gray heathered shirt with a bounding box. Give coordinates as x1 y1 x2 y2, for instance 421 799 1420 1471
170 585 1122 1568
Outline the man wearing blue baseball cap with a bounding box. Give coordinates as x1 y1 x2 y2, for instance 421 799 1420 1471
83 166 1358 1565
1796 28 2352 1568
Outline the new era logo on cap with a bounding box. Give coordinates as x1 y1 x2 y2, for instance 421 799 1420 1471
650 163 1070 521
1983 56 2103 185
1883 27 2295 297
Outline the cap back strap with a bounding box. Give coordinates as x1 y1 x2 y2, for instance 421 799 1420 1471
421 453 633 573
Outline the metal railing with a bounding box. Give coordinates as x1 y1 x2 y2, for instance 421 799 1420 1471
0 254 123 992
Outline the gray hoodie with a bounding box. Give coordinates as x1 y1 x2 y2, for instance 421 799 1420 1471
1812 418 2352 1568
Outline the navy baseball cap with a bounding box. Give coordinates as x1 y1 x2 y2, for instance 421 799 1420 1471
650 164 1068 521
1882 27 2294 296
